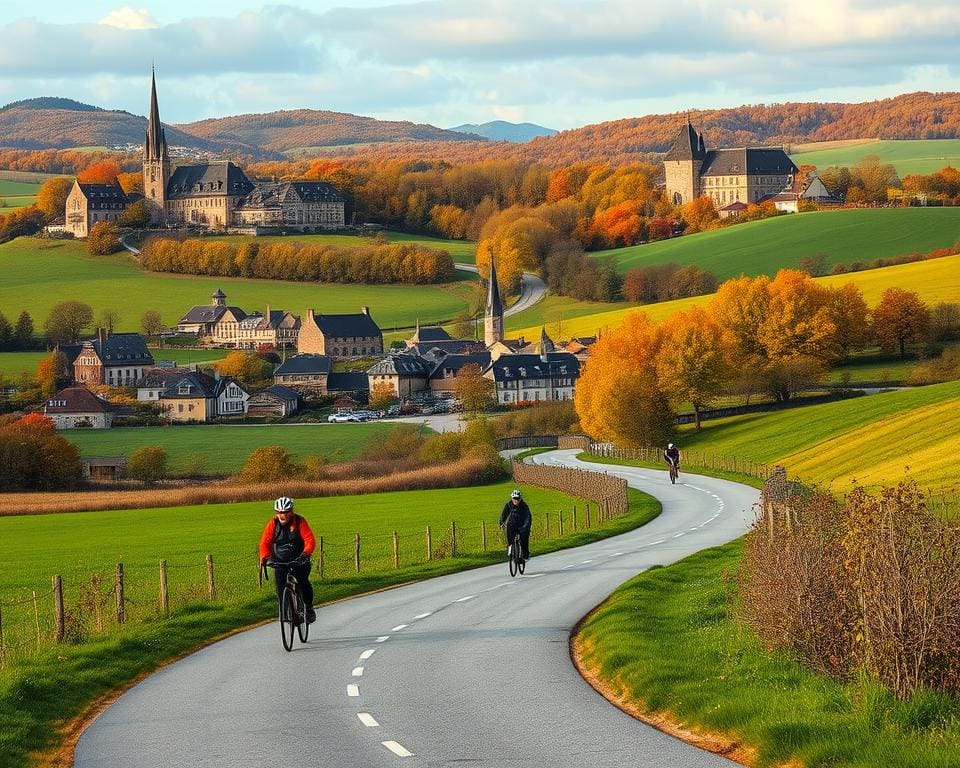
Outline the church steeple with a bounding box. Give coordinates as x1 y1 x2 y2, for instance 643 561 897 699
143 66 170 224
145 66 168 162
484 258 504 347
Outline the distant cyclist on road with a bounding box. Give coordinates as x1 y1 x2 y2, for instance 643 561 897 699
664 443 681 474
499 488 532 562
259 497 317 623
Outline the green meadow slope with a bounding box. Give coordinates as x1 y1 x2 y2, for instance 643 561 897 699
791 138 960 176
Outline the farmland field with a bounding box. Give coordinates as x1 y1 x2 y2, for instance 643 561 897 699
790 138 960 176
0 237 475 334
0 178 40 212
64 421 401 475
593 208 960 280
516 252 960 340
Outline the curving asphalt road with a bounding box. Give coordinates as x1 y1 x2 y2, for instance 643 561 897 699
75 450 760 768
454 263 547 317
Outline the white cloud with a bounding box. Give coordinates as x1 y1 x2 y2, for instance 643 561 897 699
99 7 159 30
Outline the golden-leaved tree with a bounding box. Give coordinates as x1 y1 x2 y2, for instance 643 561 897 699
574 311 674 447
656 306 734 431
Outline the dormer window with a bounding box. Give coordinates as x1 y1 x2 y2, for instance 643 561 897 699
178 383 192 395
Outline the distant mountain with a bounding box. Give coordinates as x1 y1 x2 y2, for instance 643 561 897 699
0 97 105 113
177 110 484 155
448 120 557 143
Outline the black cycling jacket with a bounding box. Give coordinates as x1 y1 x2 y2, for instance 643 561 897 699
499 499 532 532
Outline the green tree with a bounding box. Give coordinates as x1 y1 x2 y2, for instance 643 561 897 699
44 300 93 345
127 446 169 485
140 309 166 338
872 287 931 358
97 308 120 334
13 310 34 350
0 311 11 351
117 199 151 228
454 363 496 413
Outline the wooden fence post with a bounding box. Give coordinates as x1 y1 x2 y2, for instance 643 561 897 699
558 510 564 536
481 520 487 552
159 560 169 618
33 590 41 647
426 526 432 561
53 575 64 643
572 505 577 532
545 513 550 538
92 574 103 634
206 554 216 601
393 531 399 569
317 537 324 579
585 502 591 529
354 534 361 573
451 521 458 557
115 563 125 625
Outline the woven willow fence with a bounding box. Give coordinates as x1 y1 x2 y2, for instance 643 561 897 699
587 443 776 483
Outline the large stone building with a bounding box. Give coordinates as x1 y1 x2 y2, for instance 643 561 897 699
66 69 345 235
297 308 383 358
663 121 798 208
67 330 155 387
176 290 299 349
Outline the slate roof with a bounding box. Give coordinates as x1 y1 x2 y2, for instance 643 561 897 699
326 372 369 392
429 352 492 380
93 333 154 366
77 182 128 209
411 326 452 343
367 354 432 377
159 371 217 399
43 386 113 414
178 305 246 325
166 162 254 199
700 148 798 177
664 121 708 162
408 340 486 357
310 312 381 339
719 201 749 211
486 259 504 318
253 384 300 402
274 354 332 376
486 352 580 383
138 368 191 389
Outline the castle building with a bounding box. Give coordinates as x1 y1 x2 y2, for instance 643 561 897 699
663 121 798 208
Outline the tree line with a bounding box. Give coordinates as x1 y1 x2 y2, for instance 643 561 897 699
575 270 939 447
139 236 455 284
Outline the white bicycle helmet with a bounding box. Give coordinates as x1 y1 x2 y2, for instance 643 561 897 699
511 489 522 499
274 496 294 513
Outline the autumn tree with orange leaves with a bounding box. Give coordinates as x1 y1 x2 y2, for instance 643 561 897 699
656 306 734 431
77 160 122 184
872 287 930 358
574 311 674 447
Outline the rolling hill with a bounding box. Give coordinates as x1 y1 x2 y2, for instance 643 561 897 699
790 139 960 176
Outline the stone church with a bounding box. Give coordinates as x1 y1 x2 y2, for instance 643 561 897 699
663 121 798 208
67 70 345 236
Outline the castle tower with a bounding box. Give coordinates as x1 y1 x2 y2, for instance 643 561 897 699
143 67 170 224
663 119 707 205
212 288 226 307
484 258 504 347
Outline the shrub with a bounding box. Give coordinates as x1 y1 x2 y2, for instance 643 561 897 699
127 446 169 485
237 445 301 483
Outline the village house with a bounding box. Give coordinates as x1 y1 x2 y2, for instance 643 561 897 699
246 385 300 418
484 352 580 405
42 386 120 429
69 330 154 387
297 307 383 358
176 290 299 348
427 352 492 394
63 181 133 239
367 354 432 398
272 354 331 396
156 371 248 422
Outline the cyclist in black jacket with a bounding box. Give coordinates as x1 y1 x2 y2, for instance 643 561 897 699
499 488 532 562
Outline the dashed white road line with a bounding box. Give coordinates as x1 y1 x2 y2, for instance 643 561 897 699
581 560 593 564
352 667 364 677
382 741 414 757
672 533 685 538
357 713 380 727
376 635 390 643
360 649 376 660
391 624 408 632
414 612 432 619
562 564 576 569
347 684 360 697
454 595 476 602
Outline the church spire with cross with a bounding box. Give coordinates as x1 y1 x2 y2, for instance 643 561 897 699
484 258 504 347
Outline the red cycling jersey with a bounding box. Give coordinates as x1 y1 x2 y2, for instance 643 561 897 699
258 514 316 562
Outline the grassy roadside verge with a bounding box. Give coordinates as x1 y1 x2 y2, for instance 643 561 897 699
571 457 960 767
0 487 659 768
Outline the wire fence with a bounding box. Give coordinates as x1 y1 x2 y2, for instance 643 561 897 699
0 459 630 668
586 443 776 483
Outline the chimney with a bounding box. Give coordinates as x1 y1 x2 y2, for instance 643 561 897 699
360 306 369 315
266 304 271 323
97 327 106 347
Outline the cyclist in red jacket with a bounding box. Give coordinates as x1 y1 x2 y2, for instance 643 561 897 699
259 497 317 623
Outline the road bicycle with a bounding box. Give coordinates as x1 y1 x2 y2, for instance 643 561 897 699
668 460 679 485
260 558 310 651
506 529 526 577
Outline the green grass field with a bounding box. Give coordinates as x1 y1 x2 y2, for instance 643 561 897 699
516 252 960 341
578 540 960 768
791 139 960 176
0 237 475 334
0 179 41 197
593 208 960 280
65 422 399 475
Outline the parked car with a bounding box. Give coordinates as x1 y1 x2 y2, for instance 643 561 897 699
327 412 358 423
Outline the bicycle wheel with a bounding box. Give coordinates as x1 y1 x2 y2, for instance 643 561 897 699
280 587 296 652
516 535 525 575
670 465 677 484
508 542 518 577
297 592 310 643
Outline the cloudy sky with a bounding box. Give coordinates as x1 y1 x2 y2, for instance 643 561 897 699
1 1 958 130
